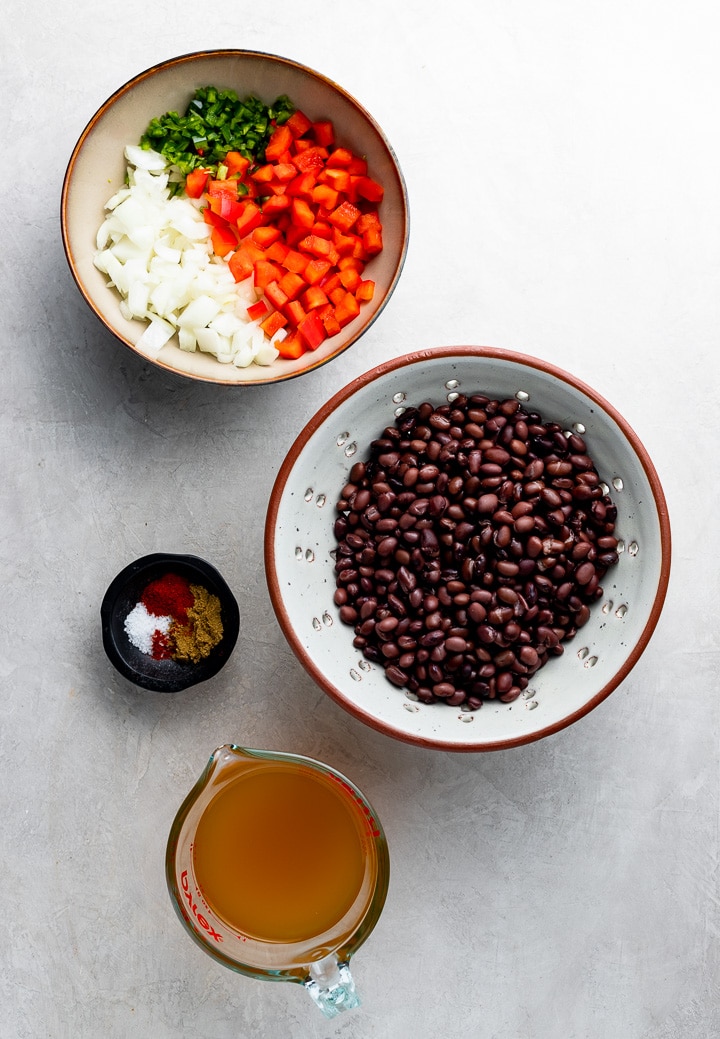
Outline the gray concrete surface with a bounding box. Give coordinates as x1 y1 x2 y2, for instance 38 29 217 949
3 3 717 1037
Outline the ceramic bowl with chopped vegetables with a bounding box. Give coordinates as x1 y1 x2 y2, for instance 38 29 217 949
62 51 409 385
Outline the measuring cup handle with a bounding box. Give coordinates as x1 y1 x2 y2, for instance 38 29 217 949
304 954 361 1017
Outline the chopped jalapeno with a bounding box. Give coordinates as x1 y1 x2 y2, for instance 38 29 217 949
140 86 295 176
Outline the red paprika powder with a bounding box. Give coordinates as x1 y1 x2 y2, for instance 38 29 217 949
141 573 194 624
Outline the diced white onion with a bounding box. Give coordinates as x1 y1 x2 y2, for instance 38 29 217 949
254 341 281 366
93 150 275 367
124 144 169 171
135 317 176 356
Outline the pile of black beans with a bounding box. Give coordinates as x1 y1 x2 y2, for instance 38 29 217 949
332 393 620 709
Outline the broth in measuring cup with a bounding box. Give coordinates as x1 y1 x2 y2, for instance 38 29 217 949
167 746 389 1017
193 762 370 943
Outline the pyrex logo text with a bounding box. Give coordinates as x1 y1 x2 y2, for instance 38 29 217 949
181 870 223 943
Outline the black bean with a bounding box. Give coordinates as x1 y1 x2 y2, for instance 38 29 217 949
333 393 619 708
385 664 409 687
468 601 487 624
445 636 468 653
433 682 455 698
575 561 596 586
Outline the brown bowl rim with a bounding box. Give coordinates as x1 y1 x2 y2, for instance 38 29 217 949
264 345 672 751
60 48 410 386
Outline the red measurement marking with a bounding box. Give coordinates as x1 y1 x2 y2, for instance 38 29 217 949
181 870 223 943
327 773 381 838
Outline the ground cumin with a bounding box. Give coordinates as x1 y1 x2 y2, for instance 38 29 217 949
171 583 224 664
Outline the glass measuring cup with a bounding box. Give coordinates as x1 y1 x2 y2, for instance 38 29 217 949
166 745 390 1017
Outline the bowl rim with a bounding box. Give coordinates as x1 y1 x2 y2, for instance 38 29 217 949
264 344 673 751
100 551 240 692
60 48 410 387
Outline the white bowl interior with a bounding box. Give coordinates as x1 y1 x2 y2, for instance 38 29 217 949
266 348 670 750
62 50 408 385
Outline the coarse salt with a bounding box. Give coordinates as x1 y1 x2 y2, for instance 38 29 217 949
124 601 172 655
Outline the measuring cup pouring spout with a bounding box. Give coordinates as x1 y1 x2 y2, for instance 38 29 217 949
166 745 390 1018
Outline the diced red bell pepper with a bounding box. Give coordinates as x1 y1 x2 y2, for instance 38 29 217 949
312 183 339 211
211 224 237 257
273 162 297 182
350 238 368 261
264 179 288 197
312 120 335 148
310 220 333 240
196 128 385 347
301 285 329 310
236 201 264 238
319 168 351 194
278 271 306 301
228 249 254 282
206 194 227 217
334 291 361 327
286 171 317 200
321 272 342 295
356 211 381 234
286 110 313 138
251 163 275 184
277 330 305 358
337 255 365 273
185 168 210 198
216 195 246 224
320 307 342 338
298 309 328 351
299 234 337 261
328 285 347 305
262 194 292 219
285 300 307 327
339 266 361 292
332 229 358 256
362 225 383 255
329 200 361 233
265 240 290 264
354 176 385 203
265 124 293 162
346 155 367 176
265 280 290 311
247 299 269 321
238 240 266 264
260 310 288 337
293 147 328 174
326 146 354 169
356 279 375 302
224 151 251 178
290 198 315 229
207 177 239 199
252 225 283 249
303 258 333 285
254 259 284 290
282 249 309 275
283 224 308 249
203 207 227 229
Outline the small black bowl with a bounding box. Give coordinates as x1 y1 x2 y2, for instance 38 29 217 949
101 553 240 692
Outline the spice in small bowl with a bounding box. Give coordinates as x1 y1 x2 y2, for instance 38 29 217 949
101 554 240 692
124 572 224 664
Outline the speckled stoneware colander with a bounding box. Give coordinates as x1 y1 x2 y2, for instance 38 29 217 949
264 346 671 751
